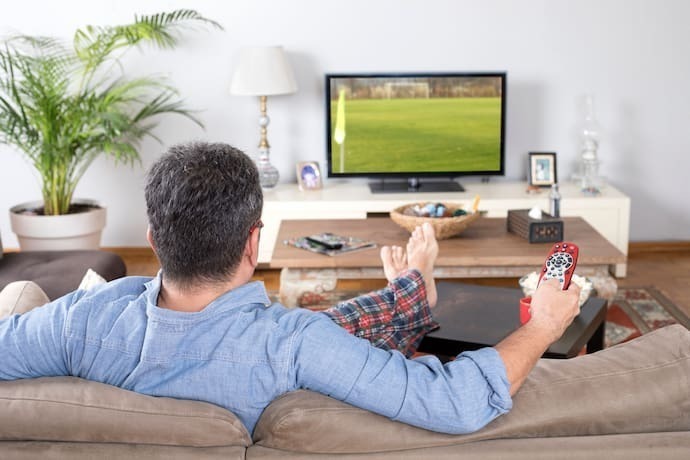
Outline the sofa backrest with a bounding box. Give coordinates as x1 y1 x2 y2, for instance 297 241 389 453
253 325 690 454
0 377 252 448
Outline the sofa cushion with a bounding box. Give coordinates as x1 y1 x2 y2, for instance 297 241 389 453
0 281 50 317
248 432 690 459
0 377 252 448
253 325 690 454
0 442 248 459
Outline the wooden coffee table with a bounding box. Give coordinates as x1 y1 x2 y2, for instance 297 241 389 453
270 216 626 307
418 282 607 360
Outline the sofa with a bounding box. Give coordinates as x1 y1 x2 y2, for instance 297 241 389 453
1 281 689 459
0 232 126 300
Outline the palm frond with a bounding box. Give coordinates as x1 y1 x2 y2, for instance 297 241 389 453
135 9 224 40
1 9 220 214
74 9 222 78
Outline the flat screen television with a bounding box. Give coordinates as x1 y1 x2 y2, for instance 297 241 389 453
325 72 506 193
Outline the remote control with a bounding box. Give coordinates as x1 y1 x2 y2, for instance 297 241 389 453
537 242 579 290
305 233 344 250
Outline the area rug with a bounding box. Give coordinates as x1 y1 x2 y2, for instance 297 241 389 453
271 286 689 349
606 286 690 347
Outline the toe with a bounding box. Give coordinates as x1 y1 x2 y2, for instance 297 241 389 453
380 245 392 263
393 246 406 270
422 222 435 240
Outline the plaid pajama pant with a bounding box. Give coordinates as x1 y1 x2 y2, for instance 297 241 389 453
320 269 439 358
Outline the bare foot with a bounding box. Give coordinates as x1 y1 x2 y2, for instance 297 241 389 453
380 245 407 282
406 222 439 308
380 223 438 307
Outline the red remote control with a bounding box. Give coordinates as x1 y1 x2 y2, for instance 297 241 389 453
536 242 579 290
520 242 579 324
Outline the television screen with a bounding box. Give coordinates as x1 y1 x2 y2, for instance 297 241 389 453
325 72 506 192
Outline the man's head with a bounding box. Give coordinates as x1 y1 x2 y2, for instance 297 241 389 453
145 142 263 288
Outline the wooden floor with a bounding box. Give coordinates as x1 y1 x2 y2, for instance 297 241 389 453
116 243 690 318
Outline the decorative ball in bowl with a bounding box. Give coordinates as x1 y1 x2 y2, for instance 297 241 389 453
518 272 594 307
389 202 480 239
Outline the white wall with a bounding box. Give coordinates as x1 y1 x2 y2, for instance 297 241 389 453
1 0 689 248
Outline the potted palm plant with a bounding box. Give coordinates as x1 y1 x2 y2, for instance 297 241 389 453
0 9 220 250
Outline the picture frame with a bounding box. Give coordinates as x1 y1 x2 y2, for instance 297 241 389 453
528 152 557 187
296 161 322 190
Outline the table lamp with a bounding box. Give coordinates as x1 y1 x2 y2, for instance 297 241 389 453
230 46 298 188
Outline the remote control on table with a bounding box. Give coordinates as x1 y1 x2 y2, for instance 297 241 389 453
305 233 344 250
536 242 579 290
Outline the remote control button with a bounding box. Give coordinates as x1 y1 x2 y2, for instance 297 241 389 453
539 242 578 291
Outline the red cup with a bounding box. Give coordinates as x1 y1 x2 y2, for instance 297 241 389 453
519 296 532 324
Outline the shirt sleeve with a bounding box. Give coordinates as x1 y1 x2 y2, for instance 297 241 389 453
291 314 513 435
0 292 80 380
320 269 439 357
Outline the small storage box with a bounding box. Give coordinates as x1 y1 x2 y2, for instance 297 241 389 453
507 209 563 243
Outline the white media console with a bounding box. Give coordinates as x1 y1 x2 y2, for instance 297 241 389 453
260 180 631 277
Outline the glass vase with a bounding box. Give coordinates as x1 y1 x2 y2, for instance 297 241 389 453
579 94 602 195
256 148 279 189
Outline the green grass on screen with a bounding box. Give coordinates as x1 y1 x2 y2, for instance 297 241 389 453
330 97 502 173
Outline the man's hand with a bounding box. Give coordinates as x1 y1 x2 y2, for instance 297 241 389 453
526 279 581 343
495 278 582 396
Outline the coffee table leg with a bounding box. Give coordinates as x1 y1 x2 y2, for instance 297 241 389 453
587 320 605 353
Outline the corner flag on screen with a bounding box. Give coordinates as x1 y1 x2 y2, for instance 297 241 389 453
334 88 346 172
334 88 346 144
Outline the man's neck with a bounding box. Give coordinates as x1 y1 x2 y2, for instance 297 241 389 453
157 276 248 312
154 248 258 312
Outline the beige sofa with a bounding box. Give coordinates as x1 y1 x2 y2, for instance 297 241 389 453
1 282 689 458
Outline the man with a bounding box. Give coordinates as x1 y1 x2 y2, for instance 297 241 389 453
0 142 589 435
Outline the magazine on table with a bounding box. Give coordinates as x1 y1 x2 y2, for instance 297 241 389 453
284 232 377 256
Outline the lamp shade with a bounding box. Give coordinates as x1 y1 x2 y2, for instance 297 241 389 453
229 46 298 96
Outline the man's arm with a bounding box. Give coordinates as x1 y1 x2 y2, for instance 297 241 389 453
495 278 581 395
291 278 579 434
291 313 512 435
320 269 438 357
0 292 80 380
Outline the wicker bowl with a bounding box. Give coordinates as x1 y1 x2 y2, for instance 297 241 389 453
390 202 480 239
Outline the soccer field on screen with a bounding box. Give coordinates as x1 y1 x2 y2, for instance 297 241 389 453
330 97 502 173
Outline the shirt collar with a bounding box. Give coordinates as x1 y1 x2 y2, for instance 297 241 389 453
144 270 272 320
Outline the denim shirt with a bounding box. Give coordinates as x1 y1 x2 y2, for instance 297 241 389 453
0 274 512 434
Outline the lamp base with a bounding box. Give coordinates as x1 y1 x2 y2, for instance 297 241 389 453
256 149 279 188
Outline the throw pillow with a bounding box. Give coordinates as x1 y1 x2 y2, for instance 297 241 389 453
0 281 50 318
78 268 107 291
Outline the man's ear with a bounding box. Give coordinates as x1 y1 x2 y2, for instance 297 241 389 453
146 227 157 254
245 227 260 266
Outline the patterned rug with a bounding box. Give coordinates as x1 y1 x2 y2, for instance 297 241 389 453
606 286 690 347
273 286 690 349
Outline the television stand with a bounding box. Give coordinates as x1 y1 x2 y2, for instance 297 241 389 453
369 177 464 193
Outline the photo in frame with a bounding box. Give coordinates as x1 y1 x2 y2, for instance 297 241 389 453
528 152 557 187
296 161 322 190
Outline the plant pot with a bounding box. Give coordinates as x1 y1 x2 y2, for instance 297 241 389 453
9 199 107 251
